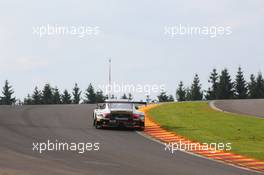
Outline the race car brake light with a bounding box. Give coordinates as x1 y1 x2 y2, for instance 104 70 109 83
103 113 110 118
133 114 140 119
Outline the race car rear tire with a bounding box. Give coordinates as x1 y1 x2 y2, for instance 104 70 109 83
93 118 95 126
137 127 145 131
94 119 102 129
92 112 95 126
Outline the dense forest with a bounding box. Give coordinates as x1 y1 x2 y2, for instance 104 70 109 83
0 67 263 105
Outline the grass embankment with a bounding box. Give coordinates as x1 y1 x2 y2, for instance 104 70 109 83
149 102 264 160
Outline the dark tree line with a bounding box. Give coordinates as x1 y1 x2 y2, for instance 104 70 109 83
121 93 133 100
156 73 204 102
157 91 174 102
0 80 135 105
1 66 263 105
175 67 264 101
175 74 203 101
24 83 106 105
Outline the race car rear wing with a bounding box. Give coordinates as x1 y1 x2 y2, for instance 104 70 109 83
96 100 147 109
104 100 147 105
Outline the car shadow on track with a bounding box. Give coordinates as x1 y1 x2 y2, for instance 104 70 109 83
96 127 137 132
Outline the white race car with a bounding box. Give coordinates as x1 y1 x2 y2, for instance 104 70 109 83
93 100 146 130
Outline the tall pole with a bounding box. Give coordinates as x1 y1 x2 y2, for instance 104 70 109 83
108 58 111 99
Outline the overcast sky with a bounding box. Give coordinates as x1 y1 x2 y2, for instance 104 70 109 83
0 0 263 101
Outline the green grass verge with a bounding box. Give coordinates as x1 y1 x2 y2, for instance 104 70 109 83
149 102 264 160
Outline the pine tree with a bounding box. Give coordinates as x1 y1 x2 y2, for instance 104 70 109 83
84 83 97 103
235 67 248 99
32 87 42 104
121 93 128 99
168 95 174 102
190 74 203 100
1 80 16 105
72 83 81 104
53 87 61 104
41 84 53 104
176 81 186 101
255 73 264 98
111 94 115 99
248 74 258 99
96 90 105 103
206 69 218 100
157 91 169 102
105 94 109 100
128 93 133 100
185 87 192 101
217 69 234 99
61 90 72 104
24 94 33 105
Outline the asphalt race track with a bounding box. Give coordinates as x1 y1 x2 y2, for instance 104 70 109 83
214 99 264 118
0 105 261 175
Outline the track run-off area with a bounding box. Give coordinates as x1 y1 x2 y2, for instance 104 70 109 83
142 100 264 174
